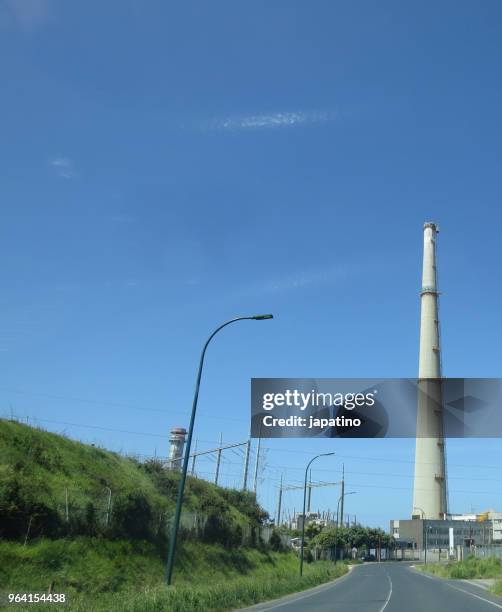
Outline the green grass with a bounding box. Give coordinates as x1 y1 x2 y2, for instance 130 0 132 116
0 538 348 611
418 556 502 580
0 419 265 546
418 556 502 598
0 421 350 610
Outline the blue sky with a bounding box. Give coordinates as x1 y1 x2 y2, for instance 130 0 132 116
1 0 502 527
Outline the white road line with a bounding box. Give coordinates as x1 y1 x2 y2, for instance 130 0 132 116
447 584 502 610
379 571 393 612
255 580 341 611
411 567 502 609
252 566 357 611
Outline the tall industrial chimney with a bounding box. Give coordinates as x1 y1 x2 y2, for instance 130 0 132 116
167 427 187 471
412 223 448 519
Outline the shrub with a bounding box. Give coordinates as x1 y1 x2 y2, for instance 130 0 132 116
111 492 154 541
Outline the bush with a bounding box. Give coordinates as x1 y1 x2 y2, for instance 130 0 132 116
202 514 242 548
111 492 154 541
0 477 62 539
269 530 283 552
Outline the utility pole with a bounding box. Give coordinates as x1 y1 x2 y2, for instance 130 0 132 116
276 474 283 526
340 464 345 528
105 487 112 527
191 440 197 476
252 435 261 495
214 433 223 485
425 525 429 564
241 438 250 491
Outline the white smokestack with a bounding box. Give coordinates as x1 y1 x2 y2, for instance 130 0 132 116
412 222 448 519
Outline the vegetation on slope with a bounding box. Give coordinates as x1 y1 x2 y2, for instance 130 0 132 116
0 419 266 548
0 420 350 610
0 538 347 611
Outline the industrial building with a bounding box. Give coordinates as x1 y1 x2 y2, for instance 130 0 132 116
391 518 495 550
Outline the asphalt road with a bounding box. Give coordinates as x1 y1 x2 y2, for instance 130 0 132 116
242 562 502 612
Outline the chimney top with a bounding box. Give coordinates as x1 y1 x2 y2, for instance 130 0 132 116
424 222 439 232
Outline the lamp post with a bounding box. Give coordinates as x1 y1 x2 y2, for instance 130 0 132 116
299 452 335 576
165 314 274 585
413 507 425 561
425 525 432 564
334 492 356 563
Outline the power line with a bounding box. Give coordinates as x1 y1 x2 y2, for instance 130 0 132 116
264 447 502 471
2 414 235 446
5 414 502 473
0 388 248 423
262 464 502 484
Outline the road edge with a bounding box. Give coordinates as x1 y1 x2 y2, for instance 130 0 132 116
236 563 361 611
408 564 502 608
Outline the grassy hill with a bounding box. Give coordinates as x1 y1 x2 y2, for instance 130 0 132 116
0 419 265 546
0 420 347 611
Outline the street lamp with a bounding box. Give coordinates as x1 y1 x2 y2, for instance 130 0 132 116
165 314 274 585
299 452 335 576
425 525 432 565
334 492 356 563
413 507 425 561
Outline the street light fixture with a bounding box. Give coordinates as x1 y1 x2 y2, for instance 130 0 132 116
299 452 335 576
413 507 425 562
425 525 432 565
334 492 356 563
165 314 274 585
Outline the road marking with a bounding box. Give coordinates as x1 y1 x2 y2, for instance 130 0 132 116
379 571 393 612
411 567 502 609
251 567 357 611
447 584 502 609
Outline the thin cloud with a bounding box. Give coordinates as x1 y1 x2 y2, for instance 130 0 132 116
4 0 52 30
49 157 77 179
205 110 337 131
228 264 352 300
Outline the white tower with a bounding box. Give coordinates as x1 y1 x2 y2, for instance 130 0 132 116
168 427 187 471
412 223 448 519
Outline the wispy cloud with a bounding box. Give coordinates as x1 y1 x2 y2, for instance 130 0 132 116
49 157 77 179
227 264 352 301
204 110 337 131
4 0 52 30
